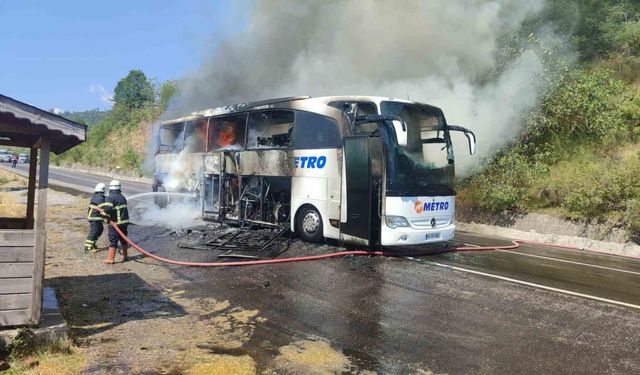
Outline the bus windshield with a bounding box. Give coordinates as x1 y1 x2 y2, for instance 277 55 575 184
380 101 455 196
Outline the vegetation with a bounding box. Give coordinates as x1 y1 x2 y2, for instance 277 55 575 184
52 70 179 174
112 69 154 109
1 328 83 375
459 0 640 239
59 108 107 127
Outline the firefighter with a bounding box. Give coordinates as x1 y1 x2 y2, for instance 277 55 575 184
85 183 108 252
101 180 130 264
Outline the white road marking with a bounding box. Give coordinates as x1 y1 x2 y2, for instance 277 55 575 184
450 240 640 276
498 249 640 276
412 258 640 310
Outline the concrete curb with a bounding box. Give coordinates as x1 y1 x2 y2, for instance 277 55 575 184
457 222 640 258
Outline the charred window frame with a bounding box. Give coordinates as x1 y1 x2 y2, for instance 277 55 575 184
184 118 209 153
292 110 341 149
246 110 294 150
328 101 378 116
157 122 185 154
208 114 248 151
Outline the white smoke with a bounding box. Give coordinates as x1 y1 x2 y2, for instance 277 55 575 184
134 202 202 230
128 192 203 230
165 0 571 175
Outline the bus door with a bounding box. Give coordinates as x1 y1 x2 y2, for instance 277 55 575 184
341 135 382 246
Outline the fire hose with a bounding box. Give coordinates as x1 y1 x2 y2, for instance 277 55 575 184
105 219 640 267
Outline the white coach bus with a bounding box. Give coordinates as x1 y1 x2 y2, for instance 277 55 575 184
153 96 475 247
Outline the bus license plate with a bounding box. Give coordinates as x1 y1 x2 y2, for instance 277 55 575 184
426 233 440 240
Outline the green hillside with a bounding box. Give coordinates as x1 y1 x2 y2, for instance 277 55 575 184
51 71 177 174
459 0 640 238
61 108 108 127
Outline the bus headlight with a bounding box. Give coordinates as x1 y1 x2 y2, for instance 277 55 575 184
385 215 410 229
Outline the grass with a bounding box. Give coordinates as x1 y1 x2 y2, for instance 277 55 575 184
0 192 24 218
2 330 84 375
3 348 84 375
0 168 28 218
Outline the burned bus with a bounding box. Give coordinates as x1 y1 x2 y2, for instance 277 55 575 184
153 96 476 247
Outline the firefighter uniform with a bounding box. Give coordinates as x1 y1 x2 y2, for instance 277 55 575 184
85 183 108 252
102 180 129 264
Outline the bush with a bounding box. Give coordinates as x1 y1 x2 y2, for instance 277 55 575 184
624 199 640 241
121 147 142 169
463 68 634 215
462 151 549 213
525 68 627 149
540 150 640 219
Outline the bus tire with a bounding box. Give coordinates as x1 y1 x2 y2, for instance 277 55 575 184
154 186 168 208
295 205 324 243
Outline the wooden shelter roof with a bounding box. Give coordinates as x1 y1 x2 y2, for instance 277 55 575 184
0 94 86 154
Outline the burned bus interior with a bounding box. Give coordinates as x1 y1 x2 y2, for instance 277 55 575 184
158 105 339 229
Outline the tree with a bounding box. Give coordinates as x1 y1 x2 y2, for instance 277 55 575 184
157 80 179 111
113 69 154 109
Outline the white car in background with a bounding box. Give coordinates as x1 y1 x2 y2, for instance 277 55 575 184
18 154 28 163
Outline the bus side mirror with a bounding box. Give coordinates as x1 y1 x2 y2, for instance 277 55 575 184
448 125 476 155
391 120 407 147
464 131 476 155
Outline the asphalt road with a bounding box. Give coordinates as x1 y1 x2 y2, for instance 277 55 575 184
7 164 640 372
1 163 150 196
438 231 640 308
131 226 640 374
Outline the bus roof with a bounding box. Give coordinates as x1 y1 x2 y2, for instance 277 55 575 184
160 95 443 125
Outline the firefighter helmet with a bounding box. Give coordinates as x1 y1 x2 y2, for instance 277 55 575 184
109 180 121 191
94 183 105 193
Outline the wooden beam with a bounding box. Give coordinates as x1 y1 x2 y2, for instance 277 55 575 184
0 263 33 277
0 230 35 246
30 137 49 325
0 308 30 326
0 294 32 310
0 247 36 262
25 147 38 229
0 278 33 294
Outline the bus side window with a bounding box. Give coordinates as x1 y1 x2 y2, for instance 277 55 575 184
158 122 185 154
327 101 377 117
184 119 208 152
247 110 294 149
356 102 377 116
208 114 247 151
293 111 341 149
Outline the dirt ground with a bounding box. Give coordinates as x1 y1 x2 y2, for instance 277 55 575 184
28 189 360 375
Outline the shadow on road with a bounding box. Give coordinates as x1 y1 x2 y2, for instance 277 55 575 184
48 273 186 337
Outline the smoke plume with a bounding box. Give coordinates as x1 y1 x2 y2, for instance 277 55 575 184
166 0 571 175
128 192 203 230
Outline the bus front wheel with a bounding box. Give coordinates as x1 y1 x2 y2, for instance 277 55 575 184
295 205 324 243
154 186 168 208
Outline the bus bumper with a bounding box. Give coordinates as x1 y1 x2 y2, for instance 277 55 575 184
380 223 455 246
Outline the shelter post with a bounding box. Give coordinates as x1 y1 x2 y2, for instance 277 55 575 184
30 137 50 324
25 147 38 229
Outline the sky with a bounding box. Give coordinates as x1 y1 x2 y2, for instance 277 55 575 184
0 0 244 112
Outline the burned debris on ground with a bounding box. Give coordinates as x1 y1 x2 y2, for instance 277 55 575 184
170 223 294 260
